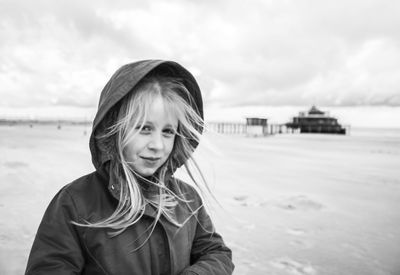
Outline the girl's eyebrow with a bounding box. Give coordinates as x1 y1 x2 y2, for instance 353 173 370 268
165 123 178 129
140 121 177 129
138 121 154 126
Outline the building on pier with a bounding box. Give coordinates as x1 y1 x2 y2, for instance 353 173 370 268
245 117 268 136
286 106 346 134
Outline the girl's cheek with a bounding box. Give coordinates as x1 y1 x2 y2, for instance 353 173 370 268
124 148 136 161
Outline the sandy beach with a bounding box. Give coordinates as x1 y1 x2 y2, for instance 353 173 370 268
0 125 399 275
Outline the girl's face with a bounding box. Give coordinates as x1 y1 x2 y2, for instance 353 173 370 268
125 95 178 177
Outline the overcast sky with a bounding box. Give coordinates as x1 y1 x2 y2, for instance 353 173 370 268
0 0 399 126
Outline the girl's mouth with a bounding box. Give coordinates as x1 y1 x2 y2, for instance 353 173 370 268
141 156 161 165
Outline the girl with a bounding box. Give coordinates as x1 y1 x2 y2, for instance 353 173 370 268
25 60 234 274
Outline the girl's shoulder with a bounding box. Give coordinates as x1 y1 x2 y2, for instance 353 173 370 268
51 170 114 220
62 170 106 198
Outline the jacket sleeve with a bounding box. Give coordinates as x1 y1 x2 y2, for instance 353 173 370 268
25 188 85 275
180 197 234 275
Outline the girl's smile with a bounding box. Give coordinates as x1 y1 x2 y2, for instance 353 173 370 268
140 156 162 167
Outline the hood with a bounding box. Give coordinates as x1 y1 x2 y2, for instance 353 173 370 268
89 60 204 170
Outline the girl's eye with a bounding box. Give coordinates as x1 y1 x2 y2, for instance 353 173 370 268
139 126 152 133
163 128 176 137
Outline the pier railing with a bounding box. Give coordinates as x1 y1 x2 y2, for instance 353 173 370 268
206 122 247 134
206 122 298 135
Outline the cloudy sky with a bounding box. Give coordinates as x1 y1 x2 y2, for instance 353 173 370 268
1 0 399 127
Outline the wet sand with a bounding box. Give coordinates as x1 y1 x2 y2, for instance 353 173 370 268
0 125 399 274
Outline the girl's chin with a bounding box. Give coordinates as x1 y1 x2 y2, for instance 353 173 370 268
129 161 167 177
133 167 158 177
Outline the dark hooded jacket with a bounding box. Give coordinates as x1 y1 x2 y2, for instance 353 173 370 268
25 60 234 275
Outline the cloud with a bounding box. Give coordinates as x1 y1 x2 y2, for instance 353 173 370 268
0 0 399 112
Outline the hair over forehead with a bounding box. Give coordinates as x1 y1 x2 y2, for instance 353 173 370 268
135 76 196 104
121 76 196 126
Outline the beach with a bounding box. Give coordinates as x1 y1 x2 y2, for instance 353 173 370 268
0 125 399 274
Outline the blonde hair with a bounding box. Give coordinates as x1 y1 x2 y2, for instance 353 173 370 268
75 76 208 241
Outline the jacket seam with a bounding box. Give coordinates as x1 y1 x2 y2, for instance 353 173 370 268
81 234 110 275
158 220 174 275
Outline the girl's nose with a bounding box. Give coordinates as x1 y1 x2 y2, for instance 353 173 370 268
148 133 164 150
